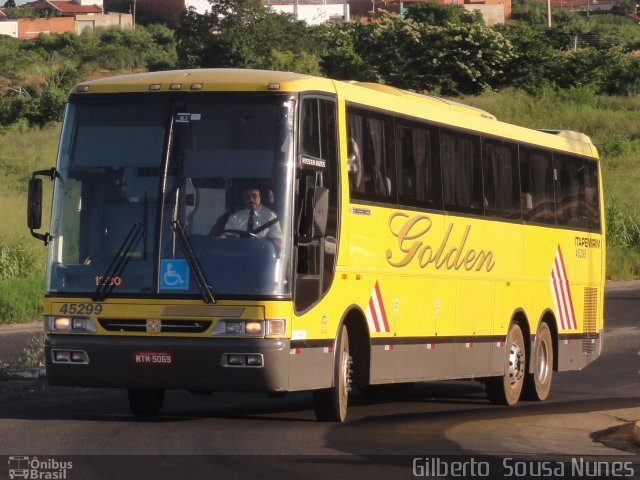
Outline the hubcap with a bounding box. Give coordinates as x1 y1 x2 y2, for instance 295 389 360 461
508 342 525 385
537 342 549 383
340 352 353 397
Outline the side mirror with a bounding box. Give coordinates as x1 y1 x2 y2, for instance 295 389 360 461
27 167 57 245
27 178 43 230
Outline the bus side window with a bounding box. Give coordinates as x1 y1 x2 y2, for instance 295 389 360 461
396 121 442 210
584 160 601 230
482 139 521 219
520 147 556 225
555 154 588 229
441 129 483 215
347 108 396 202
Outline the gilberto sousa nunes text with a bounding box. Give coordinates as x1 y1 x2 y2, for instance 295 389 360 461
412 457 636 478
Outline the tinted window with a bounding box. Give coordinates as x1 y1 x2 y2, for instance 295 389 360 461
441 129 483 215
555 154 587 228
584 159 601 231
347 108 396 202
397 122 443 210
483 139 521 219
300 98 337 163
520 147 555 224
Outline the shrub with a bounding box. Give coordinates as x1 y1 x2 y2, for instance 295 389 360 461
0 239 43 282
0 275 44 324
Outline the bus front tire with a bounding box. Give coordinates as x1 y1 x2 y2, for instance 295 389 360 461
313 325 351 422
127 388 165 416
522 322 553 401
486 323 526 406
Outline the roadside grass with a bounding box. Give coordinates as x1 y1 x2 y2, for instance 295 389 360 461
607 248 640 280
0 275 44 325
0 125 55 324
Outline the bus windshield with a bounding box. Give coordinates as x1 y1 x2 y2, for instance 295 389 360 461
47 94 295 298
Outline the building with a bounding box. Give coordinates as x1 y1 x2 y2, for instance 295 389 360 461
350 0 510 25
265 0 350 24
124 0 210 26
131 0 507 25
25 0 104 16
0 1 132 39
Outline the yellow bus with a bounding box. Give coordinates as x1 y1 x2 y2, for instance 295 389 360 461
28 69 605 421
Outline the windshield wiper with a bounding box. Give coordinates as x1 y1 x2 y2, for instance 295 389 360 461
93 222 143 302
171 220 215 304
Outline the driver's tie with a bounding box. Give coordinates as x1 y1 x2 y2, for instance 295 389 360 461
248 210 255 232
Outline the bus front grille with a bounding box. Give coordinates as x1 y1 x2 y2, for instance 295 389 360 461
98 319 212 334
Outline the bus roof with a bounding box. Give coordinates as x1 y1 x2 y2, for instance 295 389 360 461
74 68 336 95
72 68 598 159
348 82 497 121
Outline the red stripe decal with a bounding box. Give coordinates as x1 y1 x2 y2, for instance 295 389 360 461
374 282 390 332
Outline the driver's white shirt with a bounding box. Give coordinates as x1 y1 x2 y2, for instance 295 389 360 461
224 205 282 239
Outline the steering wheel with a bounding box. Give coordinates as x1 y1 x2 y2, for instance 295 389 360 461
221 229 258 238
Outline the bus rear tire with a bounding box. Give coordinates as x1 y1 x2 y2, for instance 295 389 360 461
313 325 351 422
127 388 165 416
486 323 526 406
522 322 553 401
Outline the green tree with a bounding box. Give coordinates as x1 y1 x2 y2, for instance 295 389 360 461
612 0 636 15
405 2 484 26
317 23 379 81
175 0 320 71
320 11 513 95
175 7 217 68
511 0 548 25
497 23 560 93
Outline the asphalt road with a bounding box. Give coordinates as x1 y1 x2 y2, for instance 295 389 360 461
0 284 639 479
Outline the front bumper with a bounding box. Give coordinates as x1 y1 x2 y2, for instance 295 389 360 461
45 334 290 392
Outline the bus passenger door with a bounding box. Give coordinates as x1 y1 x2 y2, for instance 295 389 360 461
294 97 339 312
288 96 339 391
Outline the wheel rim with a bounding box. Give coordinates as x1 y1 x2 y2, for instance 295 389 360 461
537 341 550 383
508 341 525 385
340 350 352 398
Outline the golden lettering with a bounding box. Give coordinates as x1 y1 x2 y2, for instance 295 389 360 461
386 213 495 272
386 213 432 268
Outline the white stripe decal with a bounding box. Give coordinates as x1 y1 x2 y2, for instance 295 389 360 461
365 281 390 333
549 246 577 331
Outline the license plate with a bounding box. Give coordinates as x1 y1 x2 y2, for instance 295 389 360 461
133 351 173 365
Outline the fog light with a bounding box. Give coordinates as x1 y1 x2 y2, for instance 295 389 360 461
246 355 263 367
227 354 245 366
54 317 71 331
54 351 71 362
71 351 86 363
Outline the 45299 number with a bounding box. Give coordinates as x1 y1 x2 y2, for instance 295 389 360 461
59 303 103 315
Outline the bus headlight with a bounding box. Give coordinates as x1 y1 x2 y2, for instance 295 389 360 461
212 319 285 337
46 315 97 334
213 319 264 336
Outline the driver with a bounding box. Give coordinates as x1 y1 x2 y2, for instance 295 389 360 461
220 186 282 250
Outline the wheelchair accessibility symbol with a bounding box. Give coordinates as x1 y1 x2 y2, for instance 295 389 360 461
160 259 189 290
